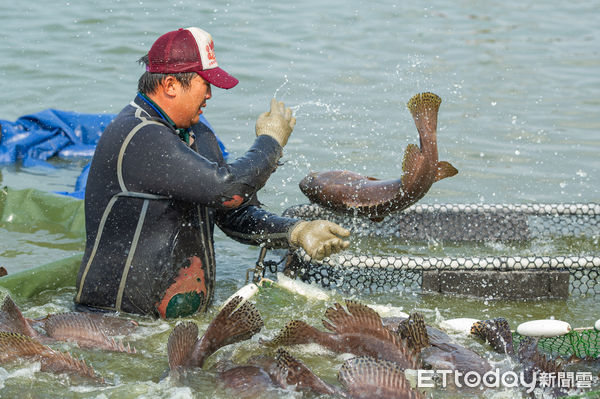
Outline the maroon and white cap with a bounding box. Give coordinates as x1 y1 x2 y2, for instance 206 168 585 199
147 27 239 89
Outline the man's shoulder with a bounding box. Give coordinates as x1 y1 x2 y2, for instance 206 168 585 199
107 103 168 134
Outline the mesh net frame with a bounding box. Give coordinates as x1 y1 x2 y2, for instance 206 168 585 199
281 203 600 297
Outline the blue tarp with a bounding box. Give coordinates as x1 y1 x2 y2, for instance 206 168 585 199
1 109 227 198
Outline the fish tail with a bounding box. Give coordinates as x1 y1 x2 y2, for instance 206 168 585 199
167 321 199 369
0 295 40 338
470 317 514 355
274 348 339 396
406 92 441 133
397 312 430 352
43 313 136 353
193 296 263 367
263 320 328 347
338 356 424 399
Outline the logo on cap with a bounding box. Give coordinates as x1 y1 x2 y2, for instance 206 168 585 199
206 41 216 64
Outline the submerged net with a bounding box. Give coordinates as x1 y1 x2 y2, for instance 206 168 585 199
513 330 600 359
281 203 600 297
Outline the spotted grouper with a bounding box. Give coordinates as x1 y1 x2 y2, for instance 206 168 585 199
299 92 457 221
0 294 137 353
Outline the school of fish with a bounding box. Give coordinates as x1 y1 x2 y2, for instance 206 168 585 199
2 292 595 398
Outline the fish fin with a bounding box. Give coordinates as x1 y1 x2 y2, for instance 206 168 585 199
193 296 263 367
82 313 138 336
0 331 53 358
324 301 421 369
39 347 102 382
263 320 325 348
434 161 458 182
338 356 424 399
369 216 385 222
323 300 387 338
406 92 441 137
518 337 565 377
0 295 40 338
274 348 339 396
43 313 136 353
470 318 514 355
0 332 101 382
401 144 422 177
167 321 199 369
397 313 431 352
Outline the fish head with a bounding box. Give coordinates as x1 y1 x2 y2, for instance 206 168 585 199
299 171 319 195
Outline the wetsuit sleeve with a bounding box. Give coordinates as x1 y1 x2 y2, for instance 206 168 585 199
120 123 282 209
214 196 301 248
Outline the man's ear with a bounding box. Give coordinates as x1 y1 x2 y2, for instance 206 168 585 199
161 76 179 97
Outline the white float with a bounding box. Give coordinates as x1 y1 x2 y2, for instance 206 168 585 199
516 319 571 337
220 282 259 310
439 318 480 335
595 319 600 331
276 272 331 301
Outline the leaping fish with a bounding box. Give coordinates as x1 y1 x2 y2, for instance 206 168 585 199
299 92 457 221
167 295 264 369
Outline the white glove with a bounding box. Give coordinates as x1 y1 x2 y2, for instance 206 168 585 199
255 98 296 147
289 220 350 260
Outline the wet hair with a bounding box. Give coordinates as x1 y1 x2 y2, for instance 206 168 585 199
137 54 197 94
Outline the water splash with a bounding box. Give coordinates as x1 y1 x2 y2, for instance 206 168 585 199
290 100 341 116
273 75 289 99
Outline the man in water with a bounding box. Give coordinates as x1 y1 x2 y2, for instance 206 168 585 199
74 27 350 318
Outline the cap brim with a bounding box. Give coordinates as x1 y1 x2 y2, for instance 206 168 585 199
197 67 239 89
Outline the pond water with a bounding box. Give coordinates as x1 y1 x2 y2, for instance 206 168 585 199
1 0 599 397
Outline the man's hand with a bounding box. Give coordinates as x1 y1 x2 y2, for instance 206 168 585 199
255 98 296 147
289 220 350 260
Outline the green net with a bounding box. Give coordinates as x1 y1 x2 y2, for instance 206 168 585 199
565 389 600 398
513 330 600 359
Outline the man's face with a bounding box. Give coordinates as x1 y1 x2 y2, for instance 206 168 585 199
173 74 212 128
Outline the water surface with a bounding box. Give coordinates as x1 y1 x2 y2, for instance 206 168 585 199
1 0 599 397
